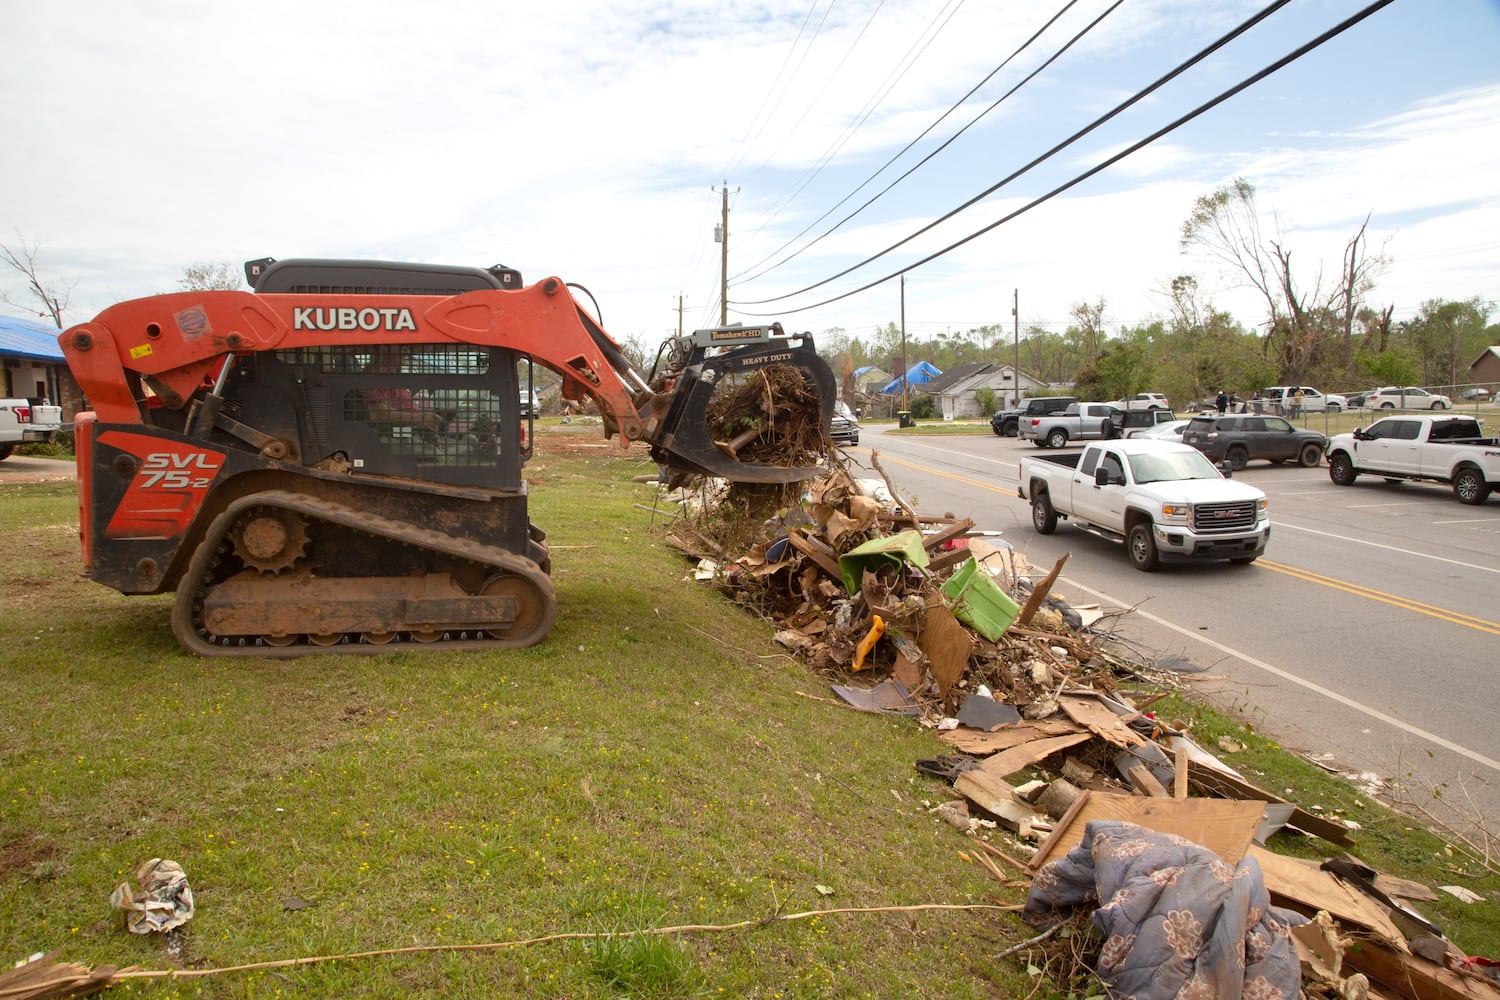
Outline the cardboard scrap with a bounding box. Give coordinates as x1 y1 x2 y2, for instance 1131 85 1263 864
918 604 973 701
1031 790 1264 870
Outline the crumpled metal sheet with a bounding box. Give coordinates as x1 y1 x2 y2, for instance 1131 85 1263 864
111 858 195 934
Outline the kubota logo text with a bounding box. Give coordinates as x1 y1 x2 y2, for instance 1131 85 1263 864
292 306 418 332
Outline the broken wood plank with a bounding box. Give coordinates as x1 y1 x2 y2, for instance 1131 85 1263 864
1186 759 1354 847
1058 692 1143 748
964 731 1093 783
1248 845 1408 951
1173 743 1189 798
953 770 1046 834
1016 552 1069 626
784 531 842 579
937 719 1084 755
1031 790 1264 870
1126 763 1170 798
1342 933 1500 1000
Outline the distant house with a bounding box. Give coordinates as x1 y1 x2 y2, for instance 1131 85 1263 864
879 361 942 395
852 365 891 396
0 314 76 417
1469 346 1500 385
918 363 1047 419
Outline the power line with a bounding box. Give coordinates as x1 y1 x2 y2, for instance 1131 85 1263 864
734 0 1301 311
737 0 970 246
732 0 1091 284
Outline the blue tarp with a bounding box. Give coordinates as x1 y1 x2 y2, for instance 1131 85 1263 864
0 314 65 362
879 361 941 395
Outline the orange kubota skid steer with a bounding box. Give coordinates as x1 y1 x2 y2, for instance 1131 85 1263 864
60 257 835 656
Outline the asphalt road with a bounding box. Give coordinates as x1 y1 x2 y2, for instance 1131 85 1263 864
852 424 1500 836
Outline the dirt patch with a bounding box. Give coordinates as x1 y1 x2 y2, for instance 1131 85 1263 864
0 455 75 483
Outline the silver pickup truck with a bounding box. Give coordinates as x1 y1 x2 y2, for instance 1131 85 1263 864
1018 401 1120 448
1017 439 1270 570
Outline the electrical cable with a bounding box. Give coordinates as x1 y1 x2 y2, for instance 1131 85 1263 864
735 0 1304 310
732 0 1088 284
740 0 968 243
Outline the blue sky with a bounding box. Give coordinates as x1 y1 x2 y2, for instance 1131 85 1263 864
2 0 1497 353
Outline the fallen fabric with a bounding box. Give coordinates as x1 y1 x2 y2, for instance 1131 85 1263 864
1024 820 1304 1000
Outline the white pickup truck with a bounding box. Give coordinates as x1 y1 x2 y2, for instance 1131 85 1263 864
0 398 63 461
1017 439 1270 571
1326 414 1499 505
1019 401 1120 449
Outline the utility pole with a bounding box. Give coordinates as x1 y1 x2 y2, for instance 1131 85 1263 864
677 294 684 338
900 273 909 413
712 183 733 326
1013 288 1020 408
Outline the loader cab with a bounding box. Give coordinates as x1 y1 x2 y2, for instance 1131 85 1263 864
243 257 532 489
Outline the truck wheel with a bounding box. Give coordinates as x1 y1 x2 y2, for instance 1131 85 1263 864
1453 466 1491 505
1226 446 1249 471
0 444 12 462
1032 490 1058 534
1046 428 1069 449
1127 523 1159 572
1298 443 1323 468
1328 452 1357 486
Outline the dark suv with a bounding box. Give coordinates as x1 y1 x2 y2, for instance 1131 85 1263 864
992 395 1076 437
1181 414 1326 470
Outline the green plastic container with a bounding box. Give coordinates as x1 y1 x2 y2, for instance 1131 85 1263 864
940 556 1019 641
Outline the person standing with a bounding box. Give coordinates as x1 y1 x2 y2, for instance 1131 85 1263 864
1290 388 1305 419
1215 390 1228 414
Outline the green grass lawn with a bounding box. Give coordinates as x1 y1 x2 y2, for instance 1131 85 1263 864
2 442 1494 997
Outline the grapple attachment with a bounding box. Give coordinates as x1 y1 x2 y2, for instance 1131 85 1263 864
647 325 836 484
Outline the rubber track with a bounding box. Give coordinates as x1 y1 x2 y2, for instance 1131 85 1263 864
170 489 556 657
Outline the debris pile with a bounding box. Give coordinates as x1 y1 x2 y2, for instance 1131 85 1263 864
661 452 1499 1000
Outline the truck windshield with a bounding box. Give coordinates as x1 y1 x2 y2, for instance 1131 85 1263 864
1129 449 1222 484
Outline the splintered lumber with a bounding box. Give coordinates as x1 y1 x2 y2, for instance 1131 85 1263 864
1016 552 1068 626
953 771 1045 832
1031 790 1264 869
1057 693 1143 748
1248 845 1407 950
1126 763 1171 798
961 731 1093 783
937 719 1084 755
1186 759 1354 847
784 531 842 579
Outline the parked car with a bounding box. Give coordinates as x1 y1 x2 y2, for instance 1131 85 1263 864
1181 414 1327 470
1362 386 1452 410
1113 392 1171 411
1345 391 1368 409
1136 419 1192 442
1259 386 1347 413
830 400 860 446
991 395 1076 437
1113 408 1180 438
1459 387 1492 401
